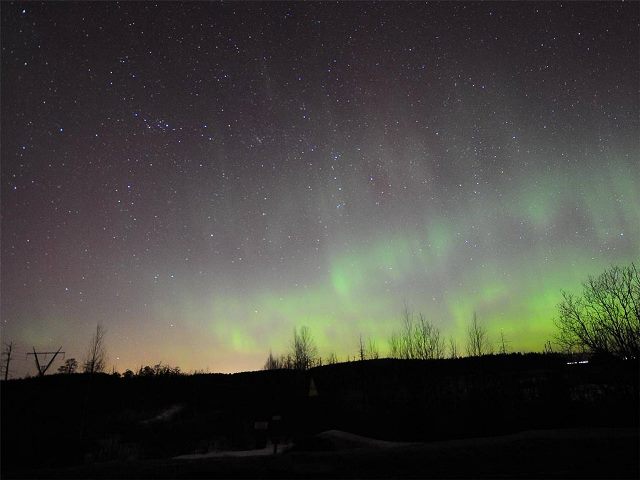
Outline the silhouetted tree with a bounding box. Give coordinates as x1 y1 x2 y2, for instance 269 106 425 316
498 331 509 354
264 328 319 370
555 263 639 359
389 332 400 359
156 363 181 375
466 312 489 357
123 369 135 378
83 323 107 373
543 340 554 354
291 326 319 370
326 352 338 364
263 350 283 370
359 335 366 361
393 304 416 359
357 334 379 360
389 306 445 359
57 358 78 374
448 337 458 359
137 363 181 376
280 353 294 369
138 365 155 376
367 338 380 359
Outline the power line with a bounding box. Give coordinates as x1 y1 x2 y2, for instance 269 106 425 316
26 347 65 376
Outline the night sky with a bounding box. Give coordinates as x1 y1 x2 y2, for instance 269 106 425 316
1 2 638 376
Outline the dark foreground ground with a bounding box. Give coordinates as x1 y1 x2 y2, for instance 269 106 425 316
3 355 638 478
6 427 638 479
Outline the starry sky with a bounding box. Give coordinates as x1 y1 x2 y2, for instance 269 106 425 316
1 2 638 376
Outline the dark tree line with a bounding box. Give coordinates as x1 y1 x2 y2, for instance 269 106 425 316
10 264 636 378
135 363 182 377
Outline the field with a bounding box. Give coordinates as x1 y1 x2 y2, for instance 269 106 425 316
2 354 638 478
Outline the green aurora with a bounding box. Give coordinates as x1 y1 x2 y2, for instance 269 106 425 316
183 158 639 370
2 2 638 375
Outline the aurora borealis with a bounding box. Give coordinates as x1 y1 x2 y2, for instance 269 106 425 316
1 2 638 376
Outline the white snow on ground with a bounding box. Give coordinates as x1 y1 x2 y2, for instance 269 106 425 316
316 430 416 449
173 442 294 460
140 404 184 425
173 430 414 460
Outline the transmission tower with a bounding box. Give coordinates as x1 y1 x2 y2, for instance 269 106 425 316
26 346 65 376
2 342 13 380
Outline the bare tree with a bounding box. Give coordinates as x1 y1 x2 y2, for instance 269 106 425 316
326 352 338 365
83 323 107 374
263 350 282 370
389 307 445 360
356 335 379 360
291 326 318 370
555 263 639 359
58 358 78 374
543 340 554 354
466 312 489 357
448 337 458 359
414 313 446 359
367 338 380 359
498 331 509 354
389 305 415 359
389 332 400 359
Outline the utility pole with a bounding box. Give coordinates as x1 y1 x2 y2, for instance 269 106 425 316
26 346 65 376
2 342 13 381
